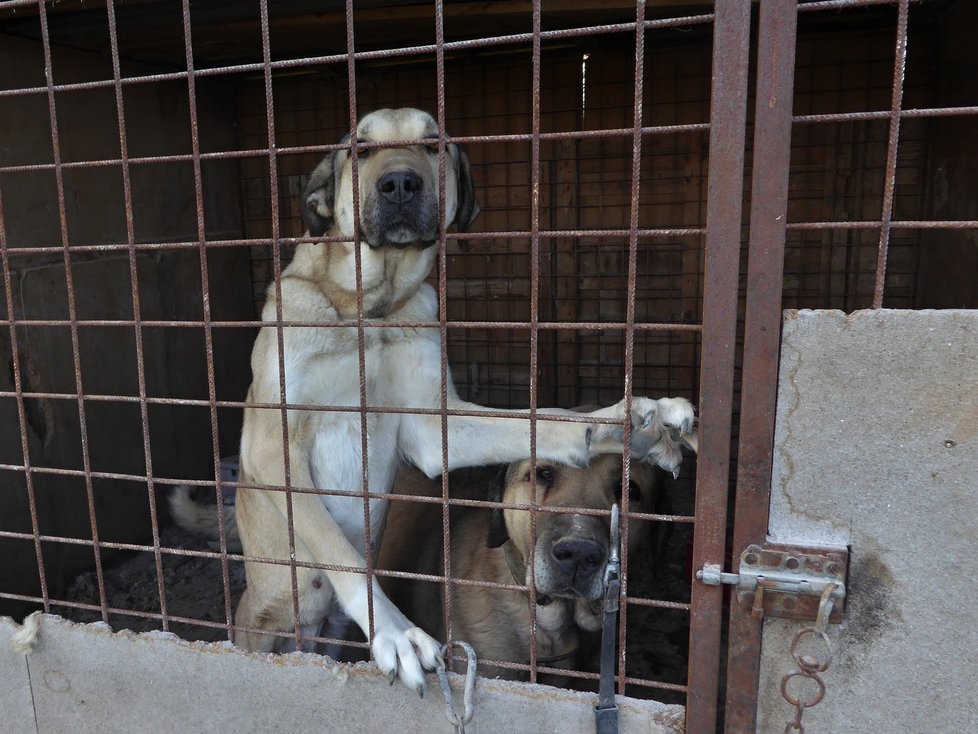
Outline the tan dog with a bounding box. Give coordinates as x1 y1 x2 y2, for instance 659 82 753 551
378 455 658 680
188 108 695 695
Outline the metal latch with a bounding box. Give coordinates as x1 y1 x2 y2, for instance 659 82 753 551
696 543 847 622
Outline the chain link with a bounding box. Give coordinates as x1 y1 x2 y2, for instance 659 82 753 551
780 583 838 733
436 640 478 734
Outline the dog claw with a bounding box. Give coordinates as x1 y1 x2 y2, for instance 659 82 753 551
672 466 680 480
417 683 425 699
641 409 655 431
388 672 396 686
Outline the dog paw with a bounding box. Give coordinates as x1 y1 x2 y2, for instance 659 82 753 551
627 397 696 474
631 398 696 477
584 397 695 473
654 397 696 437
372 622 443 696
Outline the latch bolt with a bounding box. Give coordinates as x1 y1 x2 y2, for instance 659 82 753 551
695 544 847 622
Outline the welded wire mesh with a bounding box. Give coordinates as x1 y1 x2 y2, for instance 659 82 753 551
0 1 974 731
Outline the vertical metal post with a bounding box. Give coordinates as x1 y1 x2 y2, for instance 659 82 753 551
181 0 242 642
873 0 910 308
724 0 798 730
686 0 751 731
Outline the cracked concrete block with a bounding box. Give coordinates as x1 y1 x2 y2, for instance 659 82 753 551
759 309 978 733
10 615 683 734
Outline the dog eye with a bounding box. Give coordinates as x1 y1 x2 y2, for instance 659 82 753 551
425 141 441 154
355 145 371 159
616 479 642 502
628 480 642 502
524 466 555 488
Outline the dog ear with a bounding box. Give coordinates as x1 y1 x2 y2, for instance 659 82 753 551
301 135 349 237
451 144 480 233
486 464 510 548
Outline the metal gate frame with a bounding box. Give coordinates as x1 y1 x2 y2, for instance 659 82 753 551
686 1 751 732
722 0 969 731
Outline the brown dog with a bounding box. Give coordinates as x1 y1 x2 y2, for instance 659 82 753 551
378 455 658 681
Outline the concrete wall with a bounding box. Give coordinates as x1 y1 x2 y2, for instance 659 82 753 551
0 35 255 618
0 615 685 734
757 309 978 732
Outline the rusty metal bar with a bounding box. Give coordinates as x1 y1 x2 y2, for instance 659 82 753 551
0 124 714 173
0 475 696 523
525 0 544 684
342 0 378 647
686 0 752 730
873 0 910 309
798 0 901 10
0 318 702 331
787 220 978 230
36 0 110 623
104 0 172 635
0 183 50 613
433 0 453 661
616 0 648 695
0 228 706 254
794 106 978 124
724 1 799 731
0 394 690 421
180 0 235 641
18 220 978 255
0 13 716 99
265 0 305 648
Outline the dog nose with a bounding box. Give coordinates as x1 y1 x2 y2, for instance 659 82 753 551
378 170 422 205
550 538 605 583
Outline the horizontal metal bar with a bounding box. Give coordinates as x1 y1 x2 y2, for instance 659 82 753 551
0 123 711 175
798 0 907 10
0 13 716 99
0 468 698 525
787 220 978 230
0 228 706 257
795 106 978 124
0 397 700 425
0 318 701 331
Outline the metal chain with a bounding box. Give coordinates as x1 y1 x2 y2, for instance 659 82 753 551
780 583 838 733
436 640 478 734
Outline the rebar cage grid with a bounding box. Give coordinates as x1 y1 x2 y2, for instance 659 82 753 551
0 1 974 731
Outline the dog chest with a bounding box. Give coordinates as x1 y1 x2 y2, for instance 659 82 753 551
309 409 400 550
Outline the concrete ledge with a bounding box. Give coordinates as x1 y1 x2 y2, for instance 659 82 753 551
2 615 684 734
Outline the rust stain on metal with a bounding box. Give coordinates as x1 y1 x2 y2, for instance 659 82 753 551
687 1 752 732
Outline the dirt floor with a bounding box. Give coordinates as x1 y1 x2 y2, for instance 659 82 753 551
60 524 247 644
59 463 694 705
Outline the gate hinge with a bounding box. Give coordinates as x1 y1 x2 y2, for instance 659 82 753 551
696 543 847 622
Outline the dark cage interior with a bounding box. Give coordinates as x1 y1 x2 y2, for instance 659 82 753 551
0 0 975 718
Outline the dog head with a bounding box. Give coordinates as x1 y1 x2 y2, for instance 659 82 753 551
487 454 657 616
302 108 479 248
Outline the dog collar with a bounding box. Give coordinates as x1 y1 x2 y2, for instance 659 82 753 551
535 645 579 665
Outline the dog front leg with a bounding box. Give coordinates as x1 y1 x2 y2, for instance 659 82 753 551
247 445 443 694
400 396 695 476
